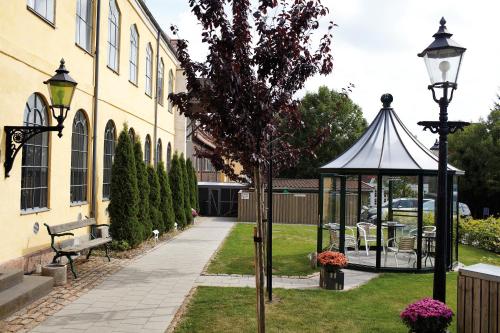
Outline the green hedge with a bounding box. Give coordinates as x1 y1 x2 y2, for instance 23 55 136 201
459 217 500 253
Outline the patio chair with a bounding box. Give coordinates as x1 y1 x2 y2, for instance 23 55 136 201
356 222 385 256
384 236 416 268
328 226 358 256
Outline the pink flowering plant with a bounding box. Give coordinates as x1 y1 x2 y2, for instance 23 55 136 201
400 298 453 333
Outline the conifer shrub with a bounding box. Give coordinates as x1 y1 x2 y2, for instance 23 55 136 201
186 158 198 212
133 138 152 241
180 154 193 225
108 125 142 248
157 162 175 232
147 165 163 234
169 152 187 228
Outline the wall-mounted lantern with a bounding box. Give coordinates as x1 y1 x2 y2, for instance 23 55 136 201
4 59 77 177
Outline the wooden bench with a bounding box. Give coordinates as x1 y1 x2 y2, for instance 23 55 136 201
44 218 112 279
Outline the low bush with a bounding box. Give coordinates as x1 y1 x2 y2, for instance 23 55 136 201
459 216 500 253
110 240 131 251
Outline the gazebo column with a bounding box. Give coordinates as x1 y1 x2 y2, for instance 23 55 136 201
388 180 393 221
376 174 383 269
417 175 424 270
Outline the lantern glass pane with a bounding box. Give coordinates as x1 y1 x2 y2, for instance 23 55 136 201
48 82 76 108
423 50 463 85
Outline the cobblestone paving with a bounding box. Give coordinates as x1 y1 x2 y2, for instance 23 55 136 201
196 269 379 290
0 256 132 333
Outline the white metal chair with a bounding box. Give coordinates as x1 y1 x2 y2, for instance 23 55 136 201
384 236 416 268
357 222 384 256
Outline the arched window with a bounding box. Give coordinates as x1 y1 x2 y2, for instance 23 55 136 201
128 127 135 141
145 43 153 96
156 139 162 164
157 58 164 105
167 69 174 112
75 0 93 52
70 110 89 203
20 93 49 211
129 25 139 84
102 120 116 199
107 0 120 71
144 135 151 165
167 142 172 171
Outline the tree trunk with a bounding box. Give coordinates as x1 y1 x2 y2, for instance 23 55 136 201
254 166 266 333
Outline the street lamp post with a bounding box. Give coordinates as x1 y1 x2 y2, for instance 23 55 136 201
417 18 469 303
4 59 78 177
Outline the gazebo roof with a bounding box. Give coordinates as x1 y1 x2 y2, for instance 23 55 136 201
320 94 463 175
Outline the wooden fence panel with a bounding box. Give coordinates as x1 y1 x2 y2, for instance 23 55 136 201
238 191 318 225
458 264 500 333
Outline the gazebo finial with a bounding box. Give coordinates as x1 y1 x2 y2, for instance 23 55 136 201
381 93 393 108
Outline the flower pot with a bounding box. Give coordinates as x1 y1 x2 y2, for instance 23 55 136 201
319 266 344 290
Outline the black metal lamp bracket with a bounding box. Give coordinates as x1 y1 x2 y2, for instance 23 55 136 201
4 106 68 177
417 121 470 135
4 124 63 178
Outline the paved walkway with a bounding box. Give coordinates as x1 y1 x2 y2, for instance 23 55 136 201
30 217 234 333
196 269 378 290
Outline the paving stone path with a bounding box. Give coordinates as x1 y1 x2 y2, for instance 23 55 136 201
29 217 234 333
196 270 378 290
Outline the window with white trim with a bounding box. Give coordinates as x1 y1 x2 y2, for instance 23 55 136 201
129 25 139 84
107 0 120 71
145 43 153 96
27 0 55 23
75 0 93 52
157 58 164 105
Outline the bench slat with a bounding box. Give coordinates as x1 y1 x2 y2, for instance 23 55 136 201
60 237 111 253
48 218 96 234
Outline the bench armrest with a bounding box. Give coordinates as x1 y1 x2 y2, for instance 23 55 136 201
53 232 75 237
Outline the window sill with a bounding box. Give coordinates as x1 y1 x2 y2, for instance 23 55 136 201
21 207 50 216
102 198 110 202
145 92 152 99
129 80 138 87
75 43 94 57
107 66 120 75
27 6 55 29
70 201 88 207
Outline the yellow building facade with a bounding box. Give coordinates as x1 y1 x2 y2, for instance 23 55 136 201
0 0 186 271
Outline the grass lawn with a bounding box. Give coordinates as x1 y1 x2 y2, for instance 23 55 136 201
207 223 318 276
180 223 500 333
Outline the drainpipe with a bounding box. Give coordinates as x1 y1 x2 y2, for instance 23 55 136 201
91 0 101 218
153 30 160 168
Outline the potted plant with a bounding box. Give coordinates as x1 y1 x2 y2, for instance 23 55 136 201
401 298 454 333
317 251 348 290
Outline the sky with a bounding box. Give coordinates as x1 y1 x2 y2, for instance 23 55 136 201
146 0 500 147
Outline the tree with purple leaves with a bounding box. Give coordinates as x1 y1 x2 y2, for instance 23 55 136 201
169 0 334 330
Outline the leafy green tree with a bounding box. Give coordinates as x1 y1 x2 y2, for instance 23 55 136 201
449 103 500 217
391 177 417 199
180 154 193 224
157 162 175 232
280 86 367 178
169 152 186 228
147 165 163 234
108 125 142 248
186 158 198 211
133 138 152 241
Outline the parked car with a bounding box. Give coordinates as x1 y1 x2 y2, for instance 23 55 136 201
422 199 471 218
367 198 431 219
